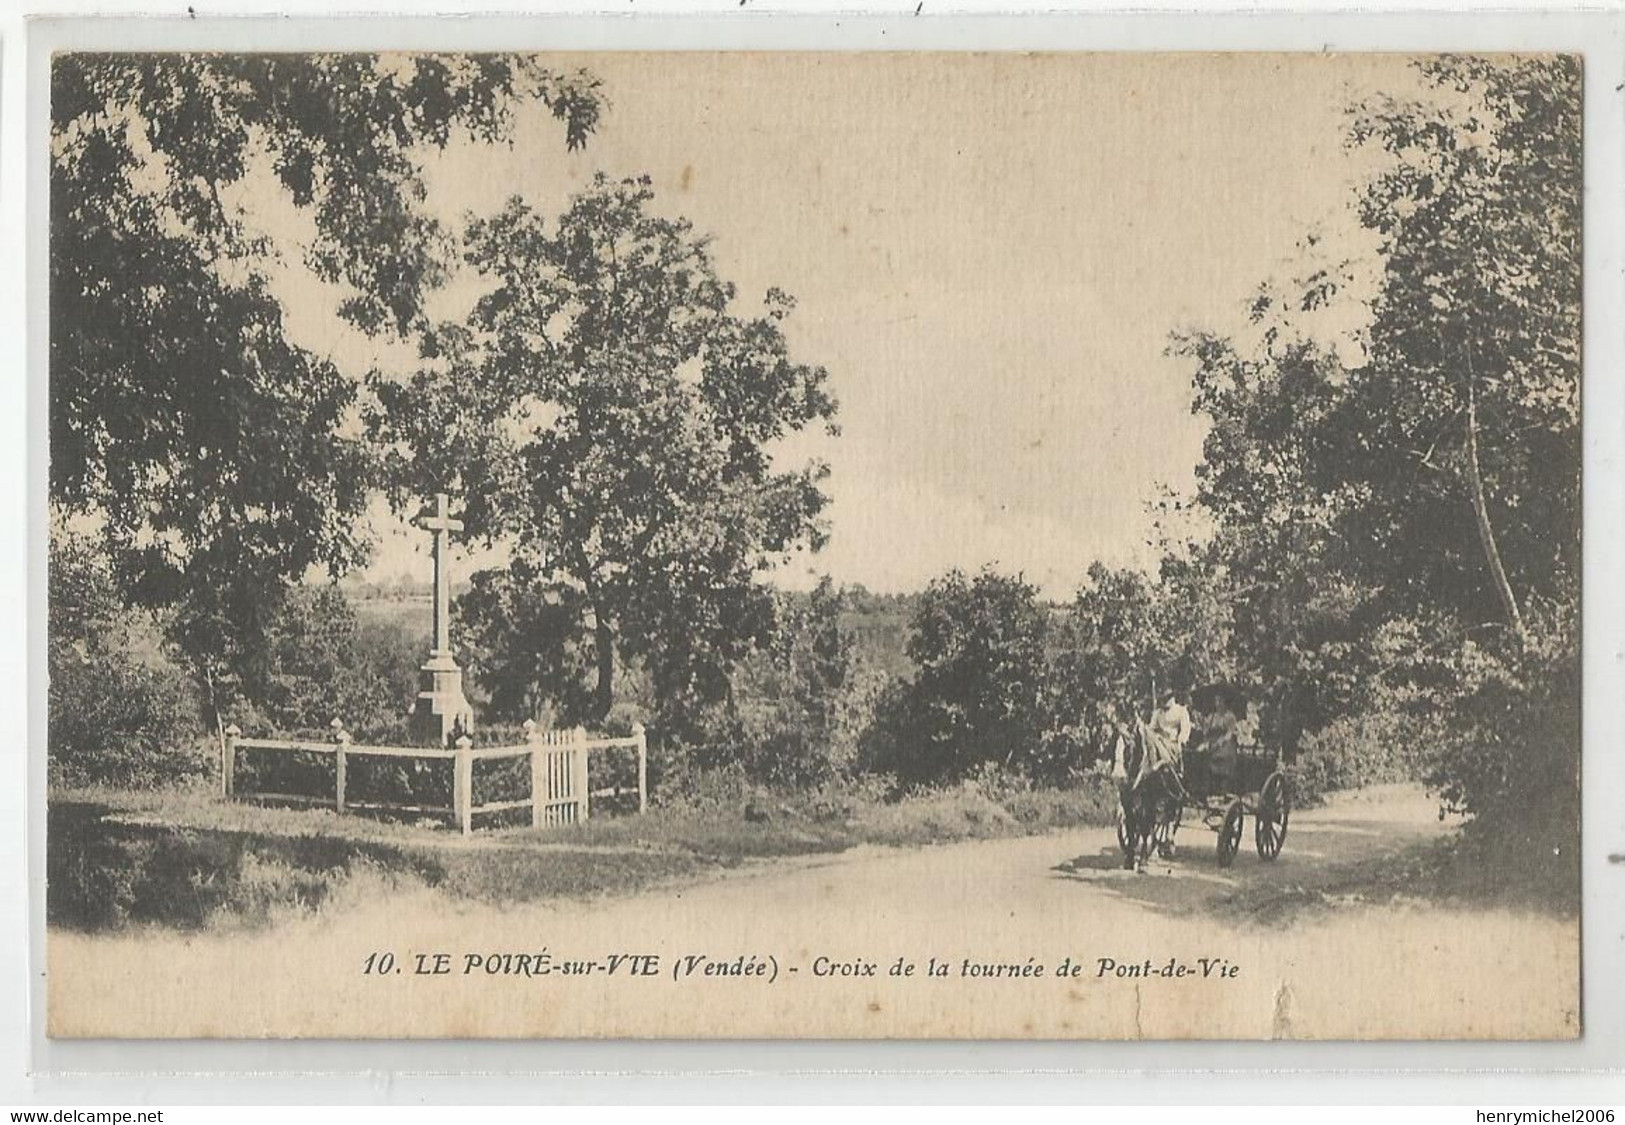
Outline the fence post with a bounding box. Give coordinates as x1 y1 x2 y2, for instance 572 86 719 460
331 717 350 814
222 724 241 799
573 726 590 823
632 722 648 815
524 719 543 829
454 734 474 836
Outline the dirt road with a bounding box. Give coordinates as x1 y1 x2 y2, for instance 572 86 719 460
48 785 1580 1039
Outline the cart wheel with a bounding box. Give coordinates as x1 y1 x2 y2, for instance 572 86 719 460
1255 771 1290 861
1216 799 1244 868
1116 801 1134 856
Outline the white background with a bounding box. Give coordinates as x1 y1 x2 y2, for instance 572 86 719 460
2 0 1623 1106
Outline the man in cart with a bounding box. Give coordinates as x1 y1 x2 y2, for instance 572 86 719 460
1143 686 1192 775
1131 686 1192 858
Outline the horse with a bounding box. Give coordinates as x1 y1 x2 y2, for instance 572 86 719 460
1118 722 1186 872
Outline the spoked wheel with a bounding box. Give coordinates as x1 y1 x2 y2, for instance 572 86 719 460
1254 771 1290 861
1116 800 1134 856
1216 798 1245 868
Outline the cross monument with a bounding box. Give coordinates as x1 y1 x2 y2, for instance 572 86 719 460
411 492 474 744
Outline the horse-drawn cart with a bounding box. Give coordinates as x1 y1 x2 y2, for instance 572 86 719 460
1117 736 1290 868
1190 749 1291 866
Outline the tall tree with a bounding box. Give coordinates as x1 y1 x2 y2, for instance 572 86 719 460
373 174 838 721
1171 327 1377 753
50 52 602 714
1051 563 1161 735
50 58 599 589
1342 54 1581 634
1170 55 1581 757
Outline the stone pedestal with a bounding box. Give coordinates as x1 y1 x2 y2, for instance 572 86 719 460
412 650 474 746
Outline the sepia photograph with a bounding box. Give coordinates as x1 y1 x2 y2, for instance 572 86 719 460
43 48 1582 1040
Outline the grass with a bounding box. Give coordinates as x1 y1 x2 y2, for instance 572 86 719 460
48 773 1119 934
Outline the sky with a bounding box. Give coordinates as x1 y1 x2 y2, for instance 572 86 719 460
270 52 1404 598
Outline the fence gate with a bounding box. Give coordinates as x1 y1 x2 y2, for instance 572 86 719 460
531 726 590 827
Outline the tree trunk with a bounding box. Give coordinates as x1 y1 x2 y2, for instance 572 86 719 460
202 662 227 757
592 613 615 723
1465 378 1527 642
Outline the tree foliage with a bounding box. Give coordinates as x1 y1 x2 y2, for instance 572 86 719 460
1050 554 1234 741
454 561 598 725
48 533 206 788
50 53 603 683
689 580 873 789
48 52 1578 824
1168 328 1383 753
869 569 1052 787
1342 54 1580 628
1169 55 1580 815
241 585 421 737
49 52 604 772
372 174 839 722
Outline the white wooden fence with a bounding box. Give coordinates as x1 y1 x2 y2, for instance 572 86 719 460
222 718 648 835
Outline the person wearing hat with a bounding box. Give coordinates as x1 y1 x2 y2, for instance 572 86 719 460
1150 686 1192 768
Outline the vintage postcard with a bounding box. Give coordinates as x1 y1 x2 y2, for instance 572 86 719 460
43 49 1581 1039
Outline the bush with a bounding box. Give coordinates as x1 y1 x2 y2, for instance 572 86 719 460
248 585 420 737
865 568 1051 786
1288 601 1579 849
649 760 756 815
670 581 879 791
805 773 895 822
998 776 1119 828
48 534 210 789
50 648 211 789
1425 603 1579 830
1293 706 1432 804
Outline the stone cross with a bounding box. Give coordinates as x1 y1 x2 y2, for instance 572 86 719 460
411 491 473 744
418 492 464 657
